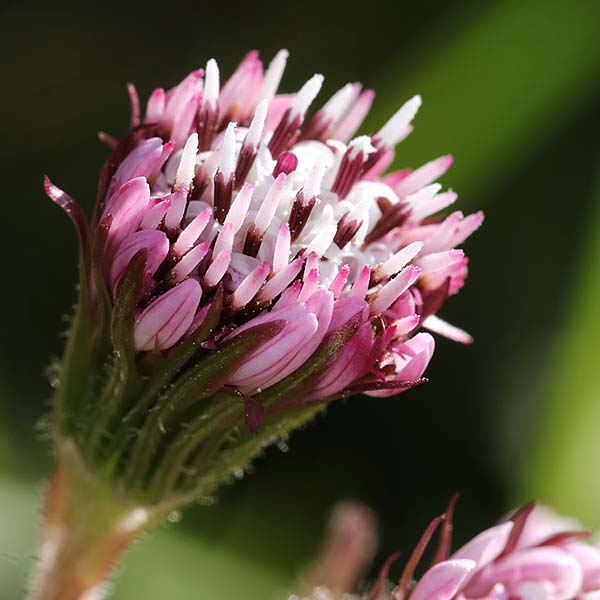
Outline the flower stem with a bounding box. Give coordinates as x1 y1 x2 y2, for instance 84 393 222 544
28 444 153 600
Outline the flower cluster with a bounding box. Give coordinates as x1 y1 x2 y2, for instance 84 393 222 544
46 50 481 505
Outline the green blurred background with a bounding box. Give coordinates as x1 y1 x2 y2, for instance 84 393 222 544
1 0 600 597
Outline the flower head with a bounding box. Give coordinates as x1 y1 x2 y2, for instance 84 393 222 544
46 50 481 506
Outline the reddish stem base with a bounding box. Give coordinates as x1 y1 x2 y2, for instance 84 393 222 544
28 449 150 600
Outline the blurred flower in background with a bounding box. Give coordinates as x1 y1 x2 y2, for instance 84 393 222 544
296 502 600 600
1 0 600 598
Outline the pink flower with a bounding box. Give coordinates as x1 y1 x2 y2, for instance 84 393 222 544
225 288 334 392
47 49 482 401
404 503 600 600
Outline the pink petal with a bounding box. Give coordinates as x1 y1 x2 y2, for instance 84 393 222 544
226 289 333 393
104 177 150 254
453 522 514 569
561 543 600 591
465 547 583 600
366 333 435 398
394 155 453 198
134 279 202 351
411 559 476 600
112 138 171 188
110 229 169 294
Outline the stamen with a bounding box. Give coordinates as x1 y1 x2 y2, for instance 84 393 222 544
333 213 363 249
331 136 375 199
288 191 317 242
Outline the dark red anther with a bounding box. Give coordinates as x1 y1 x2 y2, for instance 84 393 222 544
234 143 257 188
298 111 330 142
333 212 362 249
332 148 367 199
190 173 208 200
243 225 262 257
213 170 234 224
362 143 386 173
273 151 298 177
288 190 317 242
268 108 302 158
363 203 410 245
197 104 219 151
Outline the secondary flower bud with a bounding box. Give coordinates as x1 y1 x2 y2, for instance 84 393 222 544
404 503 600 600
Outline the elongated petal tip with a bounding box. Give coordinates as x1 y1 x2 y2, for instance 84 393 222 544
174 132 198 190
292 74 324 118
43 176 90 256
410 559 476 600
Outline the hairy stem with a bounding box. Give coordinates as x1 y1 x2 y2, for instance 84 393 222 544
28 443 154 600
